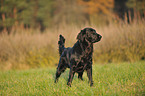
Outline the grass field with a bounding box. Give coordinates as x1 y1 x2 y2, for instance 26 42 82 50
0 61 145 96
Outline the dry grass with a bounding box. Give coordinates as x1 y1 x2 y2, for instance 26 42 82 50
0 20 145 70
94 21 145 63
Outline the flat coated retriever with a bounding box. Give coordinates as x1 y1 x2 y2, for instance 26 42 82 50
55 28 102 87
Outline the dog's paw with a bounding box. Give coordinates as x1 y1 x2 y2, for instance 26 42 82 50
54 79 58 83
90 82 94 87
67 82 72 87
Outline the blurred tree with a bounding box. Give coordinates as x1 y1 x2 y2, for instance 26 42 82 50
19 0 54 30
0 0 28 33
53 0 86 27
126 0 145 17
77 0 114 15
0 0 7 33
77 0 114 25
114 0 145 21
1 0 144 33
0 0 54 33
126 0 145 13
114 0 128 19
37 0 54 31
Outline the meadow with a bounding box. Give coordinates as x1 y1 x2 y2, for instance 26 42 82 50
0 61 144 95
0 18 145 95
0 0 145 95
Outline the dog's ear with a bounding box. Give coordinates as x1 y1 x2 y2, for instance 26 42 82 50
77 30 85 41
59 35 65 43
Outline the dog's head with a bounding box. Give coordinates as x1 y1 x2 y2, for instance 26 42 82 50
77 28 102 43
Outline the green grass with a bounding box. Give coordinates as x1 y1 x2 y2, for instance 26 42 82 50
0 61 145 96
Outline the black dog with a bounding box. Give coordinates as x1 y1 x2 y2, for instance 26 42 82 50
55 28 102 87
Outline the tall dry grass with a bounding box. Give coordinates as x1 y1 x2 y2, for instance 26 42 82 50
0 20 145 70
94 21 145 63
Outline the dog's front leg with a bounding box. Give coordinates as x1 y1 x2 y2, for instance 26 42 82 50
86 66 93 86
67 68 75 87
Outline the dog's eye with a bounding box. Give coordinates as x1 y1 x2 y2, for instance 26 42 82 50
91 31 96 34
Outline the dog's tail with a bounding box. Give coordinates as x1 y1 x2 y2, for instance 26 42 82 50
58 34 65 56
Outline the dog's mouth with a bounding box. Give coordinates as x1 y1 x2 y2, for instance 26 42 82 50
86 32 102 43
97 35 102 41
92 35 102 43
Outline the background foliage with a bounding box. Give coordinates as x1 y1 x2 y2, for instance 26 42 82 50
0 0 145 70
0 0 144 33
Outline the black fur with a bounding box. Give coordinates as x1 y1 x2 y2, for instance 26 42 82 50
55 28 102 87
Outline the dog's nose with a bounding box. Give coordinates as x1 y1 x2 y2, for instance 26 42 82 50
98 35 102 39
99 35 102 38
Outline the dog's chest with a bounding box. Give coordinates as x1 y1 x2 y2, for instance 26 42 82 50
75 57 92 72
75 62 87 72
84 47 93 57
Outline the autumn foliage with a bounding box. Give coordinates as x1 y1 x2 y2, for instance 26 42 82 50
0 0 144 33
77 0 114 15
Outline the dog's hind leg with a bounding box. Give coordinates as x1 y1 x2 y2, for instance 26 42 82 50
55 58 67 83
55 66 67 83
78 72 84 80
55 71 60 83
67 69 75 87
